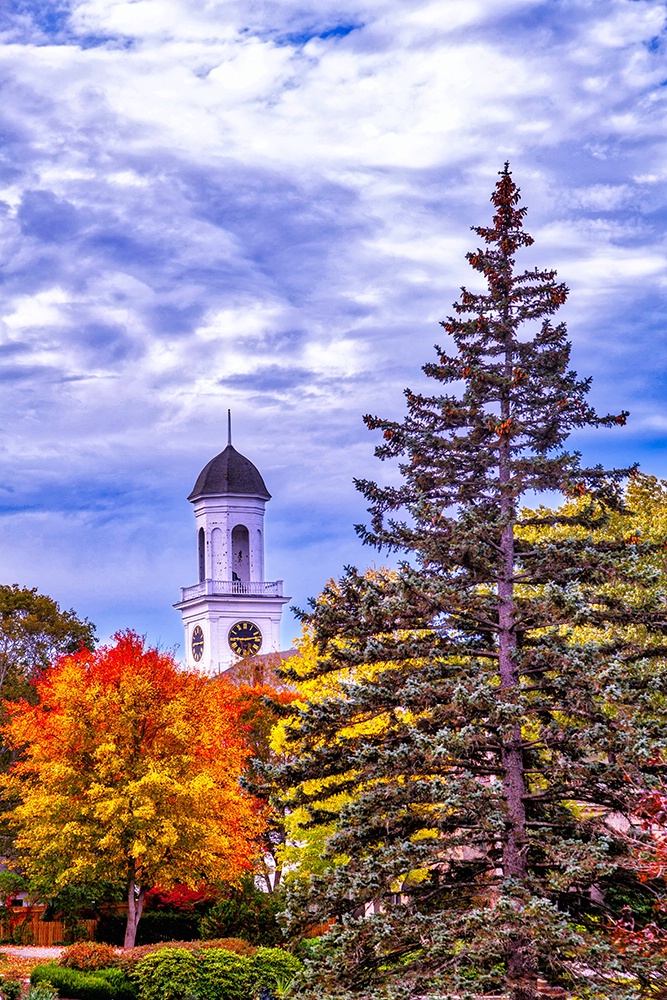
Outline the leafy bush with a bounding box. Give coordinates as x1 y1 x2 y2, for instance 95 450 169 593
292 935 326 961
196 950 251 1000
31 962 137 1000
43 883 123 943
32 964 113 998
0 872 27 904
27 985 58 1000
199 880 284 946
0 978 22 1000
250 949 302 996
117 938 257 973
199 938 257 958
30 966 61 988
7 919 34 945
60 941 121 971
602 873 664 927
129 946 299 1000
131 948 198 1000
96 967 139 1000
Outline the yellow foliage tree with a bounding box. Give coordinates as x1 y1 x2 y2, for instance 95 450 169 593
1 631 264 948
518 471 667 662
270 627 353 884
271 569 408 888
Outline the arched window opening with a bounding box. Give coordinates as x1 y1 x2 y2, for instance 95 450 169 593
211 527 223 581
231 524 250 584
198 528 206 583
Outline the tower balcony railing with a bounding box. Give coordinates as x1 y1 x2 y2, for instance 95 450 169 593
179 579 284 602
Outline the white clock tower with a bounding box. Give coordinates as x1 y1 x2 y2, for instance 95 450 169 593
174 415 290 674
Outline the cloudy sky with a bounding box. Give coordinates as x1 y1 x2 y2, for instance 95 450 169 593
1 0 666 656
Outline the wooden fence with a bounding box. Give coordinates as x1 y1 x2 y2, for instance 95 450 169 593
0 905 97 946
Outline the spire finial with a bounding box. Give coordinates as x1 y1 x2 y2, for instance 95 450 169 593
227 408 232 446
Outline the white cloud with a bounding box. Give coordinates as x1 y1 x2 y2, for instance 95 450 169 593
1 0 667 652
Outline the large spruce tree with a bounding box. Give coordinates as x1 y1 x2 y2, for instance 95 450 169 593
277 166 667 1000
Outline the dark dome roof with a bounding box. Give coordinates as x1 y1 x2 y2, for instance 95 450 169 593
188 445 271 501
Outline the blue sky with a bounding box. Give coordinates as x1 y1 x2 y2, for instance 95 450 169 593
1 0 667 655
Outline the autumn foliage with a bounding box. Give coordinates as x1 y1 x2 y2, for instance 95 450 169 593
144 883 219 912
231 672 299 894
1 630 264 948
608 791 667 949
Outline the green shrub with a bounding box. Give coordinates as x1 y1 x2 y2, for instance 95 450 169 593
0 979 22 1000
31 965 63 988
116 938 257 973
9 920 34 945
292 936 326 962
95 967 138 1000
127 945 300 1000
27 985 58 1000
60 941 121 971
31 965 108 1000
199 879 284 946
132 947 198 1000
31 962 136 1000
0 872 27 899
199 938 257 958
196 949 251 1000
250 949 302 995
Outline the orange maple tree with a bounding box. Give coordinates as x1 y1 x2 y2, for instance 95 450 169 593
1 630 264 948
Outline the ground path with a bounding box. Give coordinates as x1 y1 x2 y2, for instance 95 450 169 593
0 944 64 959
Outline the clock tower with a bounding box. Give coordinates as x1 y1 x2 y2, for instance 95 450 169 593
174 415 290 674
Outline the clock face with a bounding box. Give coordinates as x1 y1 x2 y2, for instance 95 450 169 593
191 625 205 662
228 620 263 658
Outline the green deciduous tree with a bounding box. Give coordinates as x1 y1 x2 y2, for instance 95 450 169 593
275 166 667 1000
0 585 96 864
0 584 95 700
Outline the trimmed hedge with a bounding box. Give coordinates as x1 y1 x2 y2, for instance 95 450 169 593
131 948 198 1000
197 951 251 1000
33 944 303 1000
115 937 257 973
31 963 137 1000
97 968 139 1000
60 942 121 971
131 946 302 1000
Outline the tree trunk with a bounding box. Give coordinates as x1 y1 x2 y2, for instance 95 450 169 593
498 339 535 1000
124 875 145 950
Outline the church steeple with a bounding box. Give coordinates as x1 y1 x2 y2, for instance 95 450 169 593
174 427 289 674
187 442 271 502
